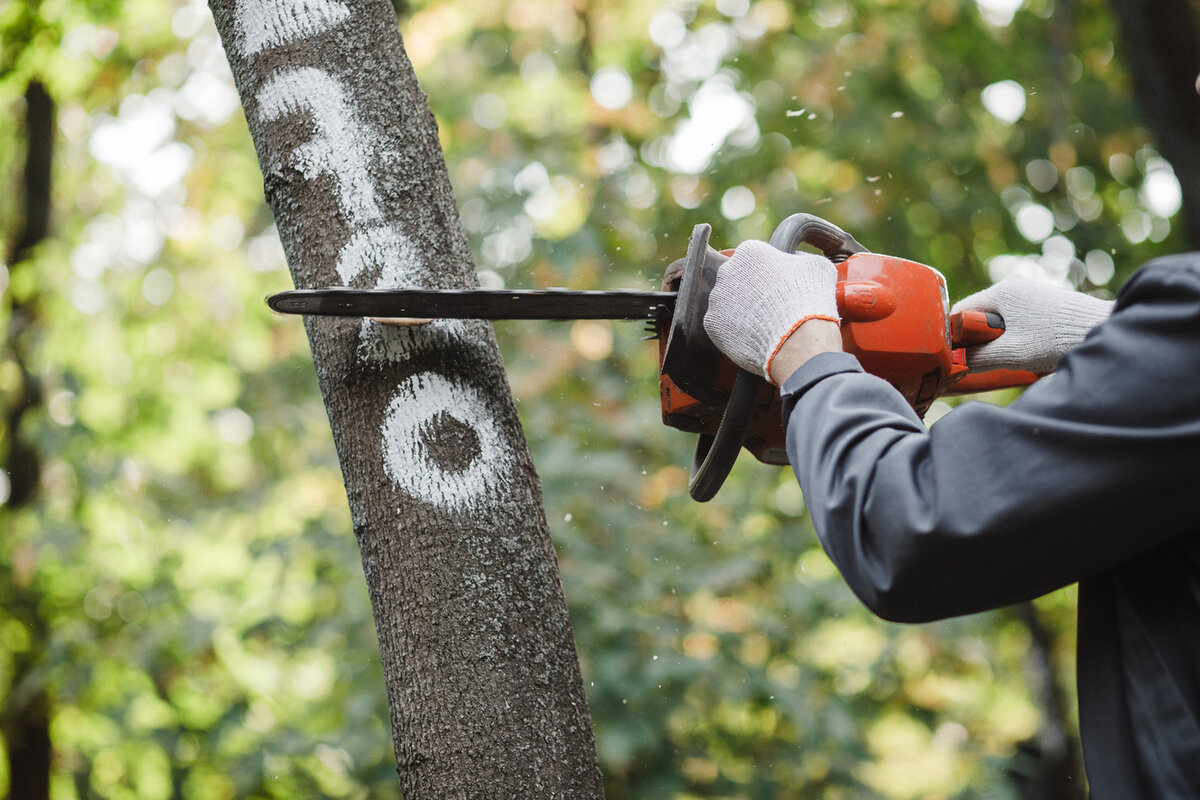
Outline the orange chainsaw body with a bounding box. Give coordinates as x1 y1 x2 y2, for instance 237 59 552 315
657 228 1034 467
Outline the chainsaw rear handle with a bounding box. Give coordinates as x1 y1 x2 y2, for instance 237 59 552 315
949 368 1039 394
952 309 1004 347
946 309 1040 393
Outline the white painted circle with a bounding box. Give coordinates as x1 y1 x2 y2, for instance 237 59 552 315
381 371 514 512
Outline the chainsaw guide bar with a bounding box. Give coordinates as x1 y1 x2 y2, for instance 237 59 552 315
267 287 677 321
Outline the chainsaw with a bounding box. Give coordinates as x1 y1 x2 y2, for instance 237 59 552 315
268 213 1036 501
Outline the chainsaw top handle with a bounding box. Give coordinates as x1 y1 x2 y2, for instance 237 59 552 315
767 213 868 262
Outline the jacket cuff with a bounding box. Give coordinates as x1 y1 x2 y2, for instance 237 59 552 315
780 351 864 399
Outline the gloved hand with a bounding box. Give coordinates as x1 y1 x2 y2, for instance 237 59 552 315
703 240 839 383
952 274 1115 373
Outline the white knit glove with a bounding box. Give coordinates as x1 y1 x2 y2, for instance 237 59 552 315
703 240 840 382
952 275 1114 373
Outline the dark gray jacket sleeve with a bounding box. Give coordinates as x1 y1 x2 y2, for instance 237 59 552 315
781 256 1200 623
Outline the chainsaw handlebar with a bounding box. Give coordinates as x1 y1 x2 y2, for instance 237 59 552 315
769 213 868 261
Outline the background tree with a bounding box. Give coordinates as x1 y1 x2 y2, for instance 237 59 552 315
1 0 1193 798
1107 0 1200 244
2 77 55 800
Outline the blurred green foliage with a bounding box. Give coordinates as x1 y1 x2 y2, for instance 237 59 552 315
0 0 1186 797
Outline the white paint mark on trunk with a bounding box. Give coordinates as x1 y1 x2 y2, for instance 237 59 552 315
347 227 477 364
358 317 474 364
381 372 515 512
235 0 351 56
256 68 383 226
336 225 423 284
250 62 499 513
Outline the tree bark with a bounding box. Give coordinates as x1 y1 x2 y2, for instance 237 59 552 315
205 1 602 795
1107 0 1200 248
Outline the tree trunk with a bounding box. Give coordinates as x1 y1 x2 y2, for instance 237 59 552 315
2 78 55 800
1007 603 1085 800
205 1 603 795
1107 0 1200 248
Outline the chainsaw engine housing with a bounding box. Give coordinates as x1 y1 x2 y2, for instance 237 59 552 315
657 223 970 468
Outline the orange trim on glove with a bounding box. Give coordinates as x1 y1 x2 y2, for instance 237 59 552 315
764 314 841 385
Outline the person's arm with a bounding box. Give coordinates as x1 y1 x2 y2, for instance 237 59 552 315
705 243 1200 622
782 258 1200 622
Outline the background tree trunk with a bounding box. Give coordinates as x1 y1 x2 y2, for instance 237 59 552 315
1107 0 1200 247
205 1 603 795
1 78 55 800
